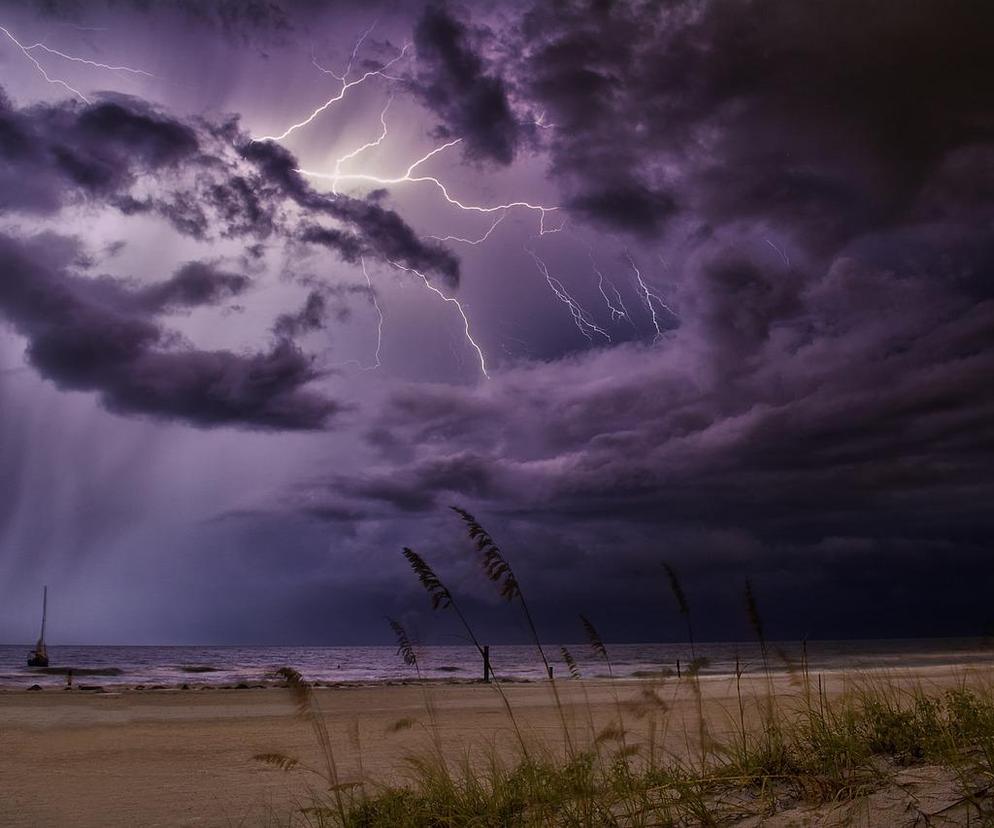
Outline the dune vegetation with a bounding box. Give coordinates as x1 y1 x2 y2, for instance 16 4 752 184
260 509 994 826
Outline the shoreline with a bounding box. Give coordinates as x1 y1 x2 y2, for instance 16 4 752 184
4 653 994 693
6 661 992 706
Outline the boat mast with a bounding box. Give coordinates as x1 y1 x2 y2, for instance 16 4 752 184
39 585 47 643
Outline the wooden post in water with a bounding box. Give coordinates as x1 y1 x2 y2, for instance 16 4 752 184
677 658 682 679
483 645 491 683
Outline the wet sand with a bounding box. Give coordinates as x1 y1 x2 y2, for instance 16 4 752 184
0 665 990 827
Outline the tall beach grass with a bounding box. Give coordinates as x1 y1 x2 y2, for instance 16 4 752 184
260 509 994 826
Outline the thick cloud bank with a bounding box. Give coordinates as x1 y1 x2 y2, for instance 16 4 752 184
1 0 992 641
0 85 460 428
0 232 340 429
262 0 994 637
518 0 994 240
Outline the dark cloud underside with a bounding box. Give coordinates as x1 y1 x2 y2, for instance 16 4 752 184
0 232 338 429
410 4 522 165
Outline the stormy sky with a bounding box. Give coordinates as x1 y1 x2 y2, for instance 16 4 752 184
1 0 992 646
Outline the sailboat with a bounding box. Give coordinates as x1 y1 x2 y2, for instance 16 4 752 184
27 586 49 668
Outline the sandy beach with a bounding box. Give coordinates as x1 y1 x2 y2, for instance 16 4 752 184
2 664 991 827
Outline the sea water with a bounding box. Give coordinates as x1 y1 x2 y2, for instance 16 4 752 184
1 639 992 689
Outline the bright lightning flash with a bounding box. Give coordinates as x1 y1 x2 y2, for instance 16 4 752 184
591 256 631 323
765 238 791 267
298 138 559 230
387 260 489 378
1 24 153 104
628 252 677 340
330 95 393 182
24 41 153 79
248 24 596 371
361 256 384 370
526 248 610 343
251 38 410 143
1 25 88 102
431 210 507 246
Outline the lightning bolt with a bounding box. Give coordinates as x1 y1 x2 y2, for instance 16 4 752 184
538 213 568 235
292 93 556 374
251 37 410 143
314 19 378 80
326 258 385 373
430 211 507 245
1 24 90 102
1 25 154 104
765 238 791 268
532 109 556 130
245 24 564 372
526 248 610 343
591 256 631 323
361 256 384 370
387 260 489 378
254 28 562 363
628 252 677 340
298 138 558 230
23 41 154 79
330 95 393 182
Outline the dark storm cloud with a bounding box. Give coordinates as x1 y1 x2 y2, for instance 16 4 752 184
317 278 994 636
273 290 327 338
0 87 460 282
307 449 501 513
0 83 463 429
13 0 315 43
240 139 461 282
334 0 988 589
568 182 678 237
329 197 459 285
0 88 198 214
283 169 994 636
0 232 339 430
299 225 365 264
409 5 522 165
136 261 250 312
354 0 994 636
3 0 994 642
360 244 994 532
515 0 994 241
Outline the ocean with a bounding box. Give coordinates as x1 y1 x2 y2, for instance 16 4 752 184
2 639 993 689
